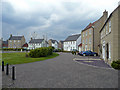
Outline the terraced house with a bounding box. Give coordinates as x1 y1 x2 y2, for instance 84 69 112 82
100 5 120 65
81 22 96 51
81 10 108 54
8 34 25 48
28 38 48 50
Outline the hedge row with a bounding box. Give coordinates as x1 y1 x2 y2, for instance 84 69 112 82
29 46 53 58
111 60 120 70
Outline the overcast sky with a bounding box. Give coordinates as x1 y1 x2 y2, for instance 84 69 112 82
2 0 120 42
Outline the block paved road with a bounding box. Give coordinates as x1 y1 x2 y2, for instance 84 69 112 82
2 53 118 88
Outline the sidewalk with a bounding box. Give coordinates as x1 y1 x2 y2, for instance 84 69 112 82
73 55 112 69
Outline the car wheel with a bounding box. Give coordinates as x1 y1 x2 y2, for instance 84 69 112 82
94 54 96 56
83 54 86 56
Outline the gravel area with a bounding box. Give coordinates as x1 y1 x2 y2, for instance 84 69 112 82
2 53 118 88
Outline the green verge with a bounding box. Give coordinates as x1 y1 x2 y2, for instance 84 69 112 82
2 52 59 65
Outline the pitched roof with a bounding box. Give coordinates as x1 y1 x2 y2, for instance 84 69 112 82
100 5 120 33
49 39 58 44
64 34 81 41
9 36 23 40
29 39 44 43
59 41 64 44
82 21 97 32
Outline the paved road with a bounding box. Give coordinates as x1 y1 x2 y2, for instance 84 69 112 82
2 53 118 88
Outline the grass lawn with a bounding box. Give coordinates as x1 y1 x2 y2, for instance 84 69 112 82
2 52 59 65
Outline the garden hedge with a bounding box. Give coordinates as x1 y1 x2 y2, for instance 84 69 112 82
29 47 53 58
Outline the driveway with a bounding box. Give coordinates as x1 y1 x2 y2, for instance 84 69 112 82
2 53 118 88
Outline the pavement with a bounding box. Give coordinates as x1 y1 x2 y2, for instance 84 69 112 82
2 53 118 88
73 55 112 68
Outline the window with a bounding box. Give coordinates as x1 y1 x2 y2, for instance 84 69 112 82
104 28 105 36
109 43 111 60
14 40 16 42
18 40 20 42
89 29 91 34
86 31 87 36
83 40 84 44
106 24 108 34
89 38 91 44
10 40 12 42
109 20 111 33
86 39 87 44
83 32 84 37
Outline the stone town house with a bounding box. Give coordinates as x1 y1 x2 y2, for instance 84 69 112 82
81 10 108 54
100 5 120 65
8 34 25 48
58 41 64 50
81 22 96 52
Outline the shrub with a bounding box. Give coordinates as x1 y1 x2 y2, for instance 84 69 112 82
111 60 120 70
29 47 53 58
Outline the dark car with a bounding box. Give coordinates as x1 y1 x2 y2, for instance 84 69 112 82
81 50 98 56
78 51 84 56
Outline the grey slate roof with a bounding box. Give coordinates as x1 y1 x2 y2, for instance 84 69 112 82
52 40 58 44
2 41 8 44
64 34 81 41
29 39 44 43
9 36 23 40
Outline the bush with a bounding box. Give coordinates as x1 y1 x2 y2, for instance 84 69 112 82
29 47 54 58
71 51 76 55
111 60 120 70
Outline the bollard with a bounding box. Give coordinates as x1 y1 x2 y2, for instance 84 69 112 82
2 61 4 71
6 63 9 75
12 66 15 80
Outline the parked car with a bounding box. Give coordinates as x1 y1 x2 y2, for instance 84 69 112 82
53 49 58 52
78 51 84 56
81 50 98 56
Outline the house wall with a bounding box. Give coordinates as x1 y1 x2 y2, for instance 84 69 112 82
8 36 25 48
76 35 81 50
94 10 108 54
52 42 58 49
63 41 77 51
58 41 63 49
100 6 120 65
81 27 94 51
28 43 42 49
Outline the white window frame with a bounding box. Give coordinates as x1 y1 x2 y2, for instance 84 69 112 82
86 39 87 44
106 24 108 35
89 38 91 44
109 20 111 33
89 29 91 34
86 31 87 36
109 42 111 60
83 40 84 44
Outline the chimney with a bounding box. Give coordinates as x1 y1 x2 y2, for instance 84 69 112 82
31 37 32 40
103 10 108 21
118 1 120 6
